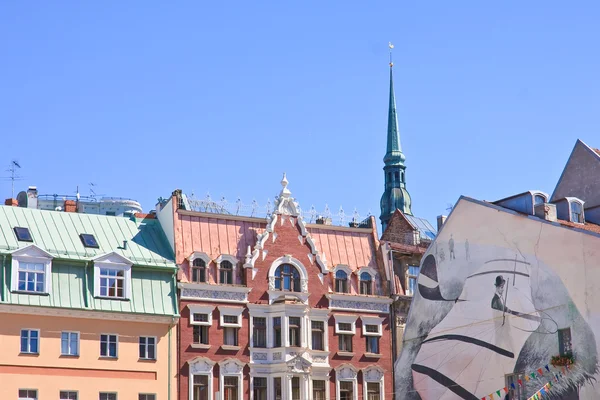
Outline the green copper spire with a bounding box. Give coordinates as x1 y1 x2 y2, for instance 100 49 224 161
380 43 412 231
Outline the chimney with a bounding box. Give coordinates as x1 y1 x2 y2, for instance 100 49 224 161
4 198 18 207
64 199 77 213
27 186 38 209
437 215 447 231
534 203 557 222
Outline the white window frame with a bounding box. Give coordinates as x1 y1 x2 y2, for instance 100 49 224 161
100 333 118 358
93 253 133 300
139 336 157 360
188 356 215 400
11 245 53 294
60 331 80 356
188 304 215 326
569 199 585 223
218 306 244 327
59 391 78 400
99 393 117 400
138 395 156 400
218 359 244 400
215 254 239 285
250 316 268 349
360 316 384 337
362 366 385 400
250 374 269 400
310 378 330 400
335 364 358 400
309 309 330 352
188 251 211 283
18 389 38 400
406 265 420 296
334 314 358 334
333 264 353 293
356 267 376 295
20 329 40 354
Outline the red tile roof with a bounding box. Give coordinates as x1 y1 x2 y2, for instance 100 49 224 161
558 220 600 234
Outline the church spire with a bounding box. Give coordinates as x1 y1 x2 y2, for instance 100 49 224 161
380 42 412 231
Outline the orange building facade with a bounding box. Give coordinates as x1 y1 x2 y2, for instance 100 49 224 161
157 175 394 400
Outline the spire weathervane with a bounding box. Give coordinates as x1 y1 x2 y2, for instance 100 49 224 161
388 42 394 67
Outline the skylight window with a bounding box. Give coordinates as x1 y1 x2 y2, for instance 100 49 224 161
80 233 99 248
14 227 33 242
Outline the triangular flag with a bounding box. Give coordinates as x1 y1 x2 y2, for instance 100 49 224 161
525 375 530 381
488 394 494 400
518 379 523 386
511 383 516 389
482 397 486 400
496 390 501 397
541 388 546 395
504 387 508 393
537 368 544 376
531 372 536 379
545 365 550 372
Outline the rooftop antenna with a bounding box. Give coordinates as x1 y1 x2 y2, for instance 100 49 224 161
7 160 22 199
389 41 394 67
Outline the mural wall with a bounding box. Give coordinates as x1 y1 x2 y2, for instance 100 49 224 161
396 197 600 400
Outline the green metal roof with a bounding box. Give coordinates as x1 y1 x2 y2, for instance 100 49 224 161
0 206 174 267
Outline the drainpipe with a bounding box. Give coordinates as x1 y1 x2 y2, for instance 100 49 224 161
1 255 6 302
82 261 90 308
168 318 173 400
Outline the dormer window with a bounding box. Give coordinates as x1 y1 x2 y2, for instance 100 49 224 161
192 258 207 283
10 245 53 295
335 270 348 293
359 272 373 295
93 253 133 300
571 202 583 223
274 264 300 292
534 195 546 206
220 260 233 284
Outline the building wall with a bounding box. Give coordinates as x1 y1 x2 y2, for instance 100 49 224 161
552 140 600 208
396 197 600 400
0 313 177 400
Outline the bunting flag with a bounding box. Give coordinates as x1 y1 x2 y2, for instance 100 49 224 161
503 387 508 393
545 365 550 372
518 379 523 386
488 394 493 400
530 372 536 379
496 390 501 397
525 375 530 381
511 383 516 389
537 368 544 376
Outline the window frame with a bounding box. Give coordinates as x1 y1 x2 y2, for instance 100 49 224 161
18 389 38 400
252 376 268 400
360 316 384 337
188 252 211 284
218 359 244 400
570 200 584 223
338 380 356 400
558 327 573 356
359 271 373 295
218 306 243 328
60 331 80 357
362 366 385 400
189 304 215 326
406 265 420 296
59 391 78 400
335 270 349 293
93 253 133 300
365 336 379 354
288 316 301 347
334 315 358 334
215 254 238 285
100 333 118 358
252 316 267 348
11 245 53 295
311 320 325 351
187 356 215 400
139 336 157 360
20 329 40 354
99 393 118 400
274 263 302 292
138 394 156 400
311 379 327 400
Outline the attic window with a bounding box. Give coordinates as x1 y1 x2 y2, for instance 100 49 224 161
14 227 33 242
570 202 583 223
534 195 546 205
80 233 99 248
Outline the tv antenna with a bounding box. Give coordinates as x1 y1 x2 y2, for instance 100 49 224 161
4 160 23 198
88 182 105 199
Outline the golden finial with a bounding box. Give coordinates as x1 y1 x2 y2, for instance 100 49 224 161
388 42 394 67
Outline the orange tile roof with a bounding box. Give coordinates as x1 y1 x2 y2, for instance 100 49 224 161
558 220 600 234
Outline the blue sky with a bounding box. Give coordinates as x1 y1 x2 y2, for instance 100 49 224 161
1 1 599 233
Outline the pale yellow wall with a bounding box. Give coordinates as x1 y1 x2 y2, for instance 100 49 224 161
0 312 177 400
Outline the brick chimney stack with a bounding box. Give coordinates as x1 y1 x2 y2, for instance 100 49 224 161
64 200 77 213
5 198 18 206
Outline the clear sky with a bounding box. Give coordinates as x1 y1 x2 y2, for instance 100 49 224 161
1 1 599 233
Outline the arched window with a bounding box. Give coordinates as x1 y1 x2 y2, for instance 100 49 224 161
394 171 400 183
192 258 207 283
274 264 301 292
359 272 372 295
335 270 348 293
571 202 583 223
534 195 546 206
220 260 233 284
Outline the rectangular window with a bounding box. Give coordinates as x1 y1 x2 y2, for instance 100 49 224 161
139 337 156 360
339 381 353 400
253 317 267 348
366 336 380 354
80 233 99 248
360 279 372 295
338 322 352 332
505 373 526 400
274 377 282 400
193 325 209 345
367 382 381 400
291 376 300 400
365 324 379 334
61 332 79 356
193 375 209 400
20 329 39 354
138 395 156 400
223 376 238 400
559 328 573 356
17 262 45 293
273 317 282 347
18 389 37 400
253 377 267 400
193 313 209 323
313 380 326 400
289 317 301 347
99 268 125 298
100 334 118 358
60 392 78 400
311 321 324 351
99 394 117 400
407 265 420 296
105 211 116 216
223 327 238 346
339 334 353 352
14 227 33 242
223 315 238 324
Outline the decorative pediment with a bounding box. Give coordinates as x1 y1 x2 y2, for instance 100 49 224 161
10 244 53 260
219 358 245 374
363 366 384 382
287 354 312 373
92 251 133 266
335 364 357 379
188 356 215 374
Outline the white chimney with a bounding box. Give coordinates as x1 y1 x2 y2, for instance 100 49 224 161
27 186 38 209
437 215 447 231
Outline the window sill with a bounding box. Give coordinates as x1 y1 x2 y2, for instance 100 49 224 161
94 296 130 302
364 353 382 359
336 351 355 357
59 354 80 358
99 356 119 360
191 343 211 349
12 290 49 296
19 352 39 356
220 345 241 351
139 358 157 362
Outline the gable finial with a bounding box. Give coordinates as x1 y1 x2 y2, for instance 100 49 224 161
280 173 291 198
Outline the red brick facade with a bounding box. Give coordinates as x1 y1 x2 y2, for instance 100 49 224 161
167 178 393 400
